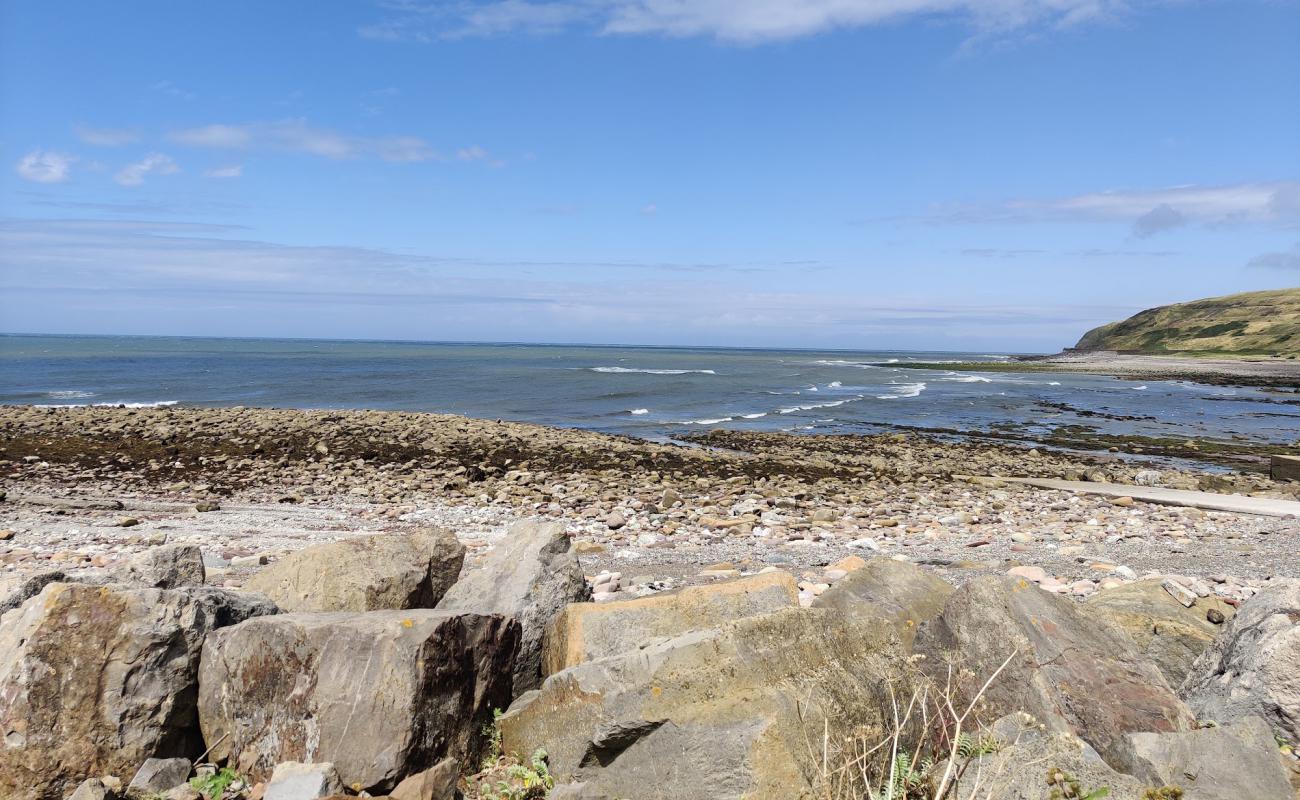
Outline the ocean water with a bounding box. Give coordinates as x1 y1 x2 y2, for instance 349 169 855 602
2 334 1297 452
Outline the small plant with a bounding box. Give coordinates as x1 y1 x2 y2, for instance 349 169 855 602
1046 767 1110 800
1141 788 1184 800
189 767 241 800
482 707 506 770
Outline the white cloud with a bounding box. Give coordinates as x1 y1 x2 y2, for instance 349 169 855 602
361 0 1140 43
641 203 657 215
115 153 180 187
15 151 76 183
204 165 244 178
75 126 140 147
168 119 439 162
457 145 489 161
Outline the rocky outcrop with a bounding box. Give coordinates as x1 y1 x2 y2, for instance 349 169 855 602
1111 716 1293 800
197 610 518 793
811 556 952 649
436 519 589 696
502 606 912 800
1086 578 1235 686
916 575 1194 764
0 568 64 615
243 530 464 613
1180 578 1300 743
0 582 275 800
388 759 458 800
542 570 798 674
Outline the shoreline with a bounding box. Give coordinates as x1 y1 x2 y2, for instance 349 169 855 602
883 350 1300 388
3 404 1297 608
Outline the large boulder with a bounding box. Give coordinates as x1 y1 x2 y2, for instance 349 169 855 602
1180 578 1300 743
114 544 206 589
1111 716 1292 800
502 606 913 800
542 570 798 674
436 520 589 695
0 583 276 800
197 610 518 793
811 557 952 649
243 530 465 613
1086 578 1235 686
916 575 1194 765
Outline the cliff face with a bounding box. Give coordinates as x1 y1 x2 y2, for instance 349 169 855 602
1074 288 1300 356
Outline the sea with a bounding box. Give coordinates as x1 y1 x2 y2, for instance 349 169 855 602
2 334 1297 455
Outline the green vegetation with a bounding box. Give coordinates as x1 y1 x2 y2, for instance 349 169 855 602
1045 767 1110 799
189 767 241 800
469 709 556 799
1073 288 1300 357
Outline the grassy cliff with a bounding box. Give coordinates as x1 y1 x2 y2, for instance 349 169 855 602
1074 288 1300 357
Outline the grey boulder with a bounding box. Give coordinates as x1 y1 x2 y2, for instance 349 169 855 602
263 761 343 800
436 519 589 695
1111 716 1292 800
114 544 206 588
126 757 192 798
1180 578 1300 744
198 609 518 793
916 575 1194 765
0 568 65 615
811 556 953 649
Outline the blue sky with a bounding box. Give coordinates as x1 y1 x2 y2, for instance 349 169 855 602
1 0 1297 351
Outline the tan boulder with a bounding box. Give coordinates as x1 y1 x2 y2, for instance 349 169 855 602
503 606 913 800
243 530 464 612
1085 578 1235 686
0 583 275 800
542 571 798 674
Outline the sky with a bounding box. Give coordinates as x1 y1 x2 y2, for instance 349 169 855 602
1 0 1298 352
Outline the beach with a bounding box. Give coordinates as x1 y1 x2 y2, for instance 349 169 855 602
4 404 1297 607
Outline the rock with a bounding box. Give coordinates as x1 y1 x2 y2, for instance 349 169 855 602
1180 578 1300 743
243 530 464 612
0 568 65 615
604 512 625 530
263 762 343 800
503 607 912 800
915 575 1194 764
388 758 458 800
194 501 220 513
163 786 201 800
66 778 115 800
811 557 953 649
1086 578 1236 686
0 529 13 541
0 583 275 800
945 730 1148 800
1162 577 1198 608
437 520 590 695
198 610 517 792
1111 716 1292 800
127 758 192 798
542 571 799 674
1006 565 1047 583
573 541 605 555
114 543 206 588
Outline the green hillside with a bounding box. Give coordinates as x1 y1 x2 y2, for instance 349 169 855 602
1074 288 1300 357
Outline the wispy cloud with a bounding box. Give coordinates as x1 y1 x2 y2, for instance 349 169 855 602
360 0 1141 44
922 181 1300 236
0 217 1140 348
75 126 140 147
1247 243 1300 270
114 154 180 187
640 203 658 216
168 119 439 162
151 80 196 101
203 164 244 179
15 151 77 184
